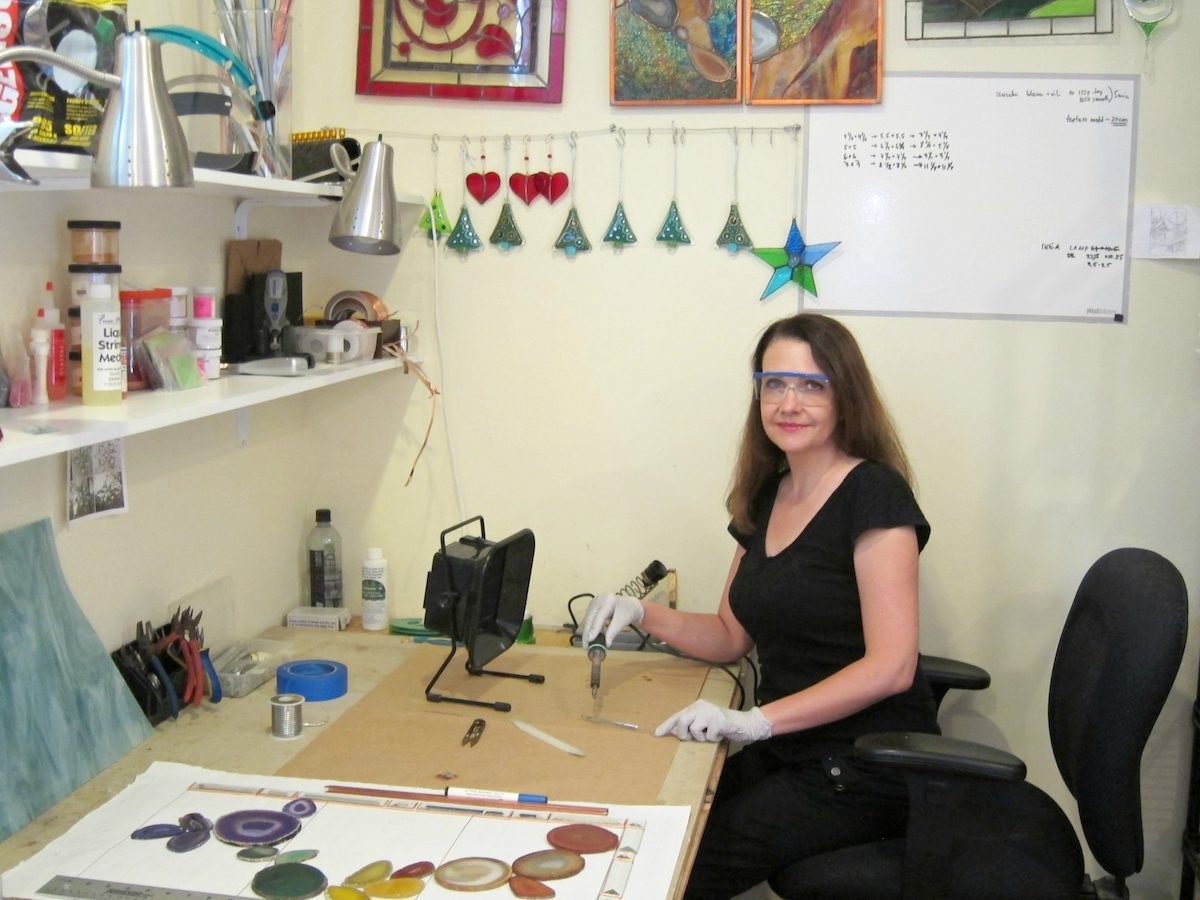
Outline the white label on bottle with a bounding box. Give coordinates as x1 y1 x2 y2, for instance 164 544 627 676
92 309 123 391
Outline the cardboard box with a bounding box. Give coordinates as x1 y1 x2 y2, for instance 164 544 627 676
287 606 351 630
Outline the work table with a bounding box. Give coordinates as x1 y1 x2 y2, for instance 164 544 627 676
0 627 735 898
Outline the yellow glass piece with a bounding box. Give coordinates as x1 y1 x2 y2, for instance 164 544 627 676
363 879 423 898
326 888 368 900
344 861 393 885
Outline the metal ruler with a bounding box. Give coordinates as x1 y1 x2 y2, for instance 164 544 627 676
38 876 242 900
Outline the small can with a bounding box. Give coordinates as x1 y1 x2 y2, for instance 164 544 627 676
67 220 120 264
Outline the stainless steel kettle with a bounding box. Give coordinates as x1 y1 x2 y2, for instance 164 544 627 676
329 135 400 255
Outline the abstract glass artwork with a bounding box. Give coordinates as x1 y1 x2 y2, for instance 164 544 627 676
905 0 1114 38
356 0 567 102
745 0 882 104
611 0 741 105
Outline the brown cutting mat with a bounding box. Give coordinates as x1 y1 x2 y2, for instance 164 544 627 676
277 644 711 805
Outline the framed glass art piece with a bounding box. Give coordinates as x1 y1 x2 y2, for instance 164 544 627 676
610 0 742 106
905 0 1114 39
356 0 567 102
744 0 883 104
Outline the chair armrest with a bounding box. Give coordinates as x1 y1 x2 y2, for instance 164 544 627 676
919 654 991 692
854 732 1026 781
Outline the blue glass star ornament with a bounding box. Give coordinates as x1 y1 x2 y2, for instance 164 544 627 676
752 218 840 300
603 201 637 247
419 191 452 241
716 203 753 254
656 200 691 248
446 205 482 255
554 206 592 257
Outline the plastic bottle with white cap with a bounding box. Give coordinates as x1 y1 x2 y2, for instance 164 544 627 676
361 548 389 631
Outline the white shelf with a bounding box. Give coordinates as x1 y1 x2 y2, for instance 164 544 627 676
0 358 404 469
5 149 338 198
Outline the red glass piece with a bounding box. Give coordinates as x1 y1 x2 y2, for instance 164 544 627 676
421 0 458 30
476 23 515 59
466 172 501 203
509 173 539 205
532 171 568 203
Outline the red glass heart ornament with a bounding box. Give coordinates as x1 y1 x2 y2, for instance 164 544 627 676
534 171 569 204
423 0 457 29
466 171 501 203
509 173 538 205
475 24 515 59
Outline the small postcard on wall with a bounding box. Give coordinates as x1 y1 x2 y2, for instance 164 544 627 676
68 438 127 524
1131 205 1200 259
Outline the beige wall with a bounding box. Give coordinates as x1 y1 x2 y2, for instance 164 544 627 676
0 3 1196 897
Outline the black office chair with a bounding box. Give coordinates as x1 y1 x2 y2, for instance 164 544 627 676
770 547 1188 900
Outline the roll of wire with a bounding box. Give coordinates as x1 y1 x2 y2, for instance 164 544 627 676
271 693 305 739
325 290 388 323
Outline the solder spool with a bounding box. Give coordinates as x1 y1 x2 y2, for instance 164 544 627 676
271 693 305 739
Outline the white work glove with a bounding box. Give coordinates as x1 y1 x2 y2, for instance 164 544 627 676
581 592 645 646
655 700 773 744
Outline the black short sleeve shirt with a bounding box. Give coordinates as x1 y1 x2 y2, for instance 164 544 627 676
728 460 938 758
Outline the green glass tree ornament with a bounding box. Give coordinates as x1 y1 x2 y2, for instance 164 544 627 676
656 200 691 248
554 206 592 257
489 200 524 251
602 201 637 247
447 206 482 255
716 203 753 254
419 191 452 241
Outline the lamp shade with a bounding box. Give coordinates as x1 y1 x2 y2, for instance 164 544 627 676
0 25 192 188
329 137 400 255
93 27 193 188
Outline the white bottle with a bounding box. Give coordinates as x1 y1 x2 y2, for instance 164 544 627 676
30 328 49 406
361 547 389 631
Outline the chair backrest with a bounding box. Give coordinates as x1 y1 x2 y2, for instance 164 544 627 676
1047 547 1188 879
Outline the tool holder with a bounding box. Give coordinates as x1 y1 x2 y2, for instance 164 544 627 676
110 619 190 727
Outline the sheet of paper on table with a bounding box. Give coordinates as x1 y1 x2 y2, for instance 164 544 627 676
0 762 691 900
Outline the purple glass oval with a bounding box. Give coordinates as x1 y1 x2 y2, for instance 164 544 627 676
214 809 302 847
282 798 317 818
131 823 185 840
167 828 210 853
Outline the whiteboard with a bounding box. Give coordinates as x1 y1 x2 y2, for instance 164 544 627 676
802 73 1137 321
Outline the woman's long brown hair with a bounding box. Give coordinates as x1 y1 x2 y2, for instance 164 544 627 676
726 314 913 534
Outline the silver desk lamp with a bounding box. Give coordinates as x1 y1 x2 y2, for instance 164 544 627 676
329 135 400 255
0 22 192 188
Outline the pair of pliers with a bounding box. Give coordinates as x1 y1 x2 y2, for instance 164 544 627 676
157 607 207 707
137 620 179 719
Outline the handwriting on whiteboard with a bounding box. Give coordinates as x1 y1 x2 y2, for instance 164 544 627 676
840 130 955 171
1041 241 1126 269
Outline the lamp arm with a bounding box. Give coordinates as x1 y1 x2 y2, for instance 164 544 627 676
0 47 121 90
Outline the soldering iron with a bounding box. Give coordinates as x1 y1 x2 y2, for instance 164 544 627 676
587 633 607 698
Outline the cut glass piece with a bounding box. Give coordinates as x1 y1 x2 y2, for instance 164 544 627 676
345 860 393 885
418 192 452 241
553 207 591 257
489 201 524 250
214 809 302 847
434 857 511 891
716 203 754 253
546 823 620 853
603 202 637 246
656 200 692 247
250 862 327 900
511 848 585 880
447 207 483 255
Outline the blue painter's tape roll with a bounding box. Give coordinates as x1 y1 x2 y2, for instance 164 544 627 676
276 659 348 701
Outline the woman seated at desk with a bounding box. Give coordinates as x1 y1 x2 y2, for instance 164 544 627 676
582 312 938 899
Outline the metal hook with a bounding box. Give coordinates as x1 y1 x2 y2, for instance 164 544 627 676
431 134 440 153
614 126 626 148
568 131 578 151
503 134 511 151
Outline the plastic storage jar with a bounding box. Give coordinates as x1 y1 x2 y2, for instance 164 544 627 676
120 289 172 390
67 220 121 264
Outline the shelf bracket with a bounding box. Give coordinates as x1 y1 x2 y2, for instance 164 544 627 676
233 197 334 239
